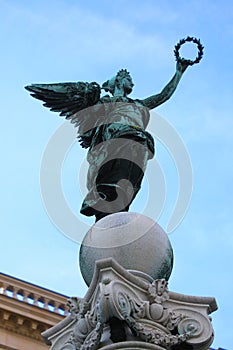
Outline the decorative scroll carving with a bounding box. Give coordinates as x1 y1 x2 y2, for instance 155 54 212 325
176 309 215 349
117 292 192 348
63 279 214 349
42 259 216 350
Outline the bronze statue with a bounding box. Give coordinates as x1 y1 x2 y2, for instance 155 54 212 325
25 37 203 222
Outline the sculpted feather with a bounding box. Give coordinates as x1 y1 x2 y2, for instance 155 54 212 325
25 81 101 124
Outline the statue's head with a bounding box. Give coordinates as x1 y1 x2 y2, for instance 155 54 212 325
102 69 134 96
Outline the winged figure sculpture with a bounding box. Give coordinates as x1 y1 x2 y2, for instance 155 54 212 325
26 60 190 222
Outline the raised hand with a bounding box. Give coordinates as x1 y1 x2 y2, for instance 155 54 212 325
176 58 191 74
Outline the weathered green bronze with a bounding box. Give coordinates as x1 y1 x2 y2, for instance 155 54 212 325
25 38 203 222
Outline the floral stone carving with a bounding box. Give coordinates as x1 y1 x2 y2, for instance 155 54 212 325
42 258 217 350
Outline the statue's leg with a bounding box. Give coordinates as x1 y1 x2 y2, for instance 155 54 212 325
94 158 145 218
80 139 150 221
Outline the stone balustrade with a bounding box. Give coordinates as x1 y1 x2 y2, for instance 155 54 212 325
0 273 68 316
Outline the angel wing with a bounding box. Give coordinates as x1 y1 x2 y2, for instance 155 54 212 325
25 80 101 126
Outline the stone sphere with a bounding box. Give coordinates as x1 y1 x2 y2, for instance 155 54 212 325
79 212 173 286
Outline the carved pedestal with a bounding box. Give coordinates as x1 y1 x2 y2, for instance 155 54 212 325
42 258 217 350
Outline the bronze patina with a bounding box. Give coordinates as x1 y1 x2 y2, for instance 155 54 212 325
25 37 203 222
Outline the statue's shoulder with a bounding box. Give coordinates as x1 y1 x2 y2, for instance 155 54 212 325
133 98 145 106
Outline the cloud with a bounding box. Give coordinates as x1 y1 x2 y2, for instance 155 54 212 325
0 1 174 80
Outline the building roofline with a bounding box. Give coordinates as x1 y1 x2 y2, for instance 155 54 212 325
0 272 68 298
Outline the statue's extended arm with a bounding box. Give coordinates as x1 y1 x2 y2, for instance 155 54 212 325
141 60 189 110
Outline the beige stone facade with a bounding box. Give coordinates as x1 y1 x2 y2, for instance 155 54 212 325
0 273 68 350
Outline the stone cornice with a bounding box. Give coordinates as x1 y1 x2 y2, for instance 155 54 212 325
0 273 68 342
0 273 68 315
84 258 218 314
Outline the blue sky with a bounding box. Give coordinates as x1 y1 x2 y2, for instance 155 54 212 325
1 1 233 348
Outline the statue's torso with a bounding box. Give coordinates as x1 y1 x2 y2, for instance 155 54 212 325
78 96 152 150
98 96 150 130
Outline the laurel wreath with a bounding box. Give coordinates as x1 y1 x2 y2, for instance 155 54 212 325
174 36 204 66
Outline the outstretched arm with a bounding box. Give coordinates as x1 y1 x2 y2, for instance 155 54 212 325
141 59 190 110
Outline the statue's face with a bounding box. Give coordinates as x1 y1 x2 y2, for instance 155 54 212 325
122 76 134 95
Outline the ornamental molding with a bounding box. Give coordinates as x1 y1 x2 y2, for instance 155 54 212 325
0 308 48 341
0 272 68 318
0 273 67 343
42 258 217 350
